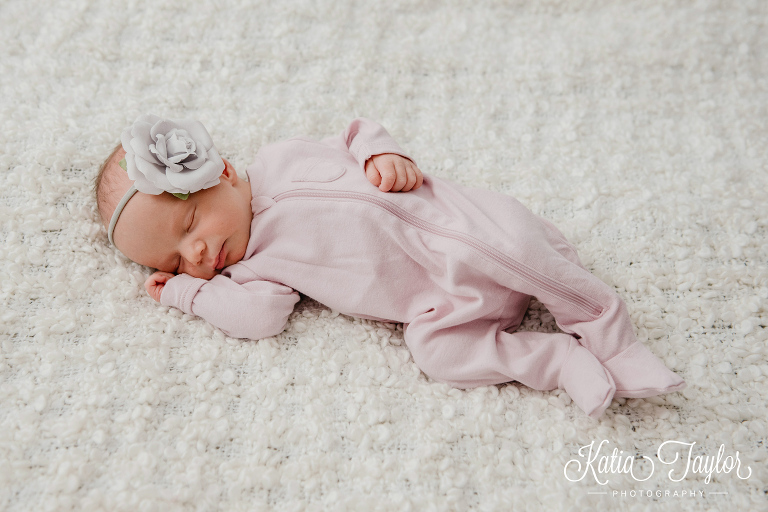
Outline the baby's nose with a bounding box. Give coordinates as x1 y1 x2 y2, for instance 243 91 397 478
183 240 206 266
193 240 206 264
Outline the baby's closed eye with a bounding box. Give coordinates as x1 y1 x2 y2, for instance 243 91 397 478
186 206 196 232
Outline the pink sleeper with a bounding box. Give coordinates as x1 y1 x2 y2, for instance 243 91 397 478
160 118 686 418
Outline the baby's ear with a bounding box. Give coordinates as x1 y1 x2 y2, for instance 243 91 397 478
220 159 238 183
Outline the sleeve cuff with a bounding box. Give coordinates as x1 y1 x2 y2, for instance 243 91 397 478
352 141 415 170
344 118 416 170
160 274 208 315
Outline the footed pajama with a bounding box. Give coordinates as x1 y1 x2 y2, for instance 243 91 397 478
161 118 685 418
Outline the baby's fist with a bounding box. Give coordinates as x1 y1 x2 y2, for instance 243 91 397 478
365 153 423 192
145 271 175 302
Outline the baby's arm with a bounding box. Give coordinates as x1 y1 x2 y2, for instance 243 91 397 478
147 268 300 340
321 118 423 192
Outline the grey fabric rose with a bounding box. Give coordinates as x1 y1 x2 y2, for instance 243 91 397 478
120 114 225 197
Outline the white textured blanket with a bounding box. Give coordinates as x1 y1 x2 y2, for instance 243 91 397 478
1 1 766 510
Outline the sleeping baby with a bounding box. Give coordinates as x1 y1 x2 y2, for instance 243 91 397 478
95 114 686 419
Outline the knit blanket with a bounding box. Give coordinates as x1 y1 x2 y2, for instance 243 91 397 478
1 1 766 510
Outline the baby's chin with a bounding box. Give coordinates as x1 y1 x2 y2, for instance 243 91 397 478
229 246 247 268
225 236 250 268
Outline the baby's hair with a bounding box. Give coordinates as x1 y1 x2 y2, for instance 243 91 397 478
93 143 125 227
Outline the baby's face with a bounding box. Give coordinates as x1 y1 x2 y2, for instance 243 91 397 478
113 159 253 280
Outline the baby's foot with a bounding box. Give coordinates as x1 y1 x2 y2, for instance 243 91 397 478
558 339 616 419
603 342 686 398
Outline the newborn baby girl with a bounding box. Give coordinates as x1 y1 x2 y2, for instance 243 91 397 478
95 114 686 418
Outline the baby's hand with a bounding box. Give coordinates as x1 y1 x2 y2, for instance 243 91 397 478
145 271 175 302
365 153 423 192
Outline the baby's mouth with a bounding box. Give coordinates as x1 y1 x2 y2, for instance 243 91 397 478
215 244 227 270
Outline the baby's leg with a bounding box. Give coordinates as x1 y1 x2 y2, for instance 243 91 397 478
413 176 683 399
404 305 616 418
501 219 686 398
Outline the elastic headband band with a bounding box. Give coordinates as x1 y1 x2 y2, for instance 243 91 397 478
108 185 137 245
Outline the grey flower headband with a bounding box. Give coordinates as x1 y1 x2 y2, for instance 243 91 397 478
108 114 225 245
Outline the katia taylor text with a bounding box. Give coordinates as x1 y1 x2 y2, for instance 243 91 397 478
564 440 752 485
